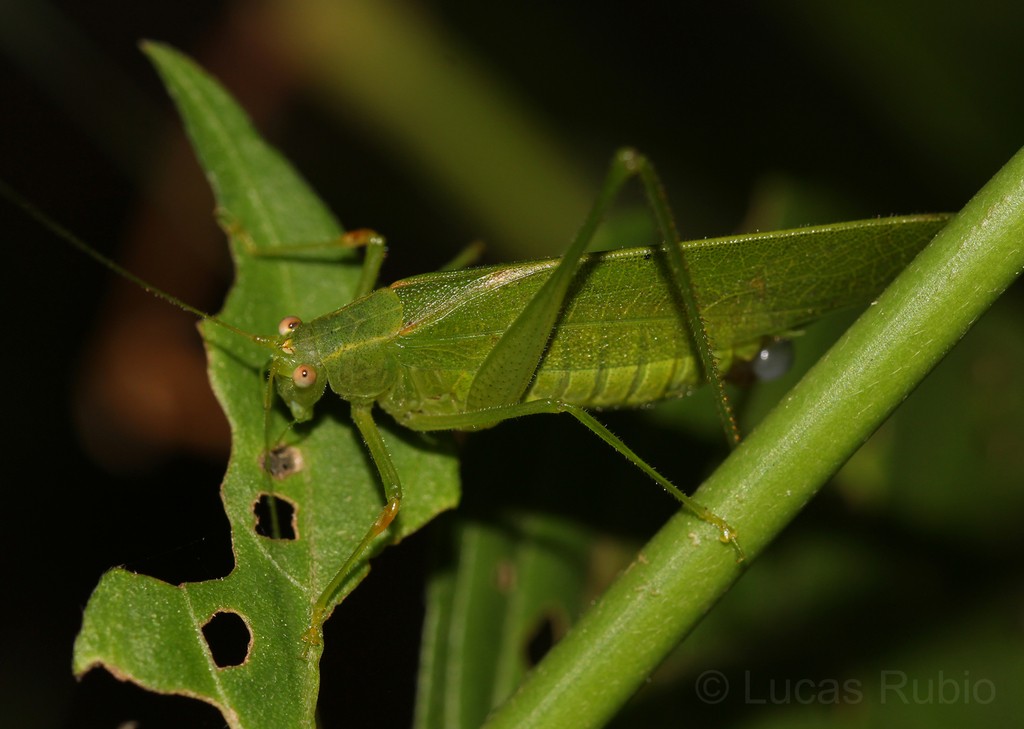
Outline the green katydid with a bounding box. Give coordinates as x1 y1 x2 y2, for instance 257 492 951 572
7 140 949 654
274 151 948 647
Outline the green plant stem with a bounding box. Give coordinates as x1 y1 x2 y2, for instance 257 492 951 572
482 146 1024 729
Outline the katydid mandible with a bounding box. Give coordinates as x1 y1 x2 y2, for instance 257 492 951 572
5 148 949 650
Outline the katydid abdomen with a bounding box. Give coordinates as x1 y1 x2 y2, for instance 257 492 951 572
381 252 724 417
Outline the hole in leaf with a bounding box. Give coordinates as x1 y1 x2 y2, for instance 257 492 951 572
201 611 251 667
259 444 303 480
253 493 297 539
526 612 560 667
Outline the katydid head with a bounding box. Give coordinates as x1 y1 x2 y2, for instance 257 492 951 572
268 288 405 412
269 316 328 422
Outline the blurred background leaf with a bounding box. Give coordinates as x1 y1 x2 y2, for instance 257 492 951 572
2 0 1021 727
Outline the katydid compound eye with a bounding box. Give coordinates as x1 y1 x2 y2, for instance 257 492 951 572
278 316 302 336
292 364 317 388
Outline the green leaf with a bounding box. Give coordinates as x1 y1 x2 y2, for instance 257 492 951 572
72 42 460 729
415 514 591 729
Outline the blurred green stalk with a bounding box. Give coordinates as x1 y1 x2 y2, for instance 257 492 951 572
270 0 593 259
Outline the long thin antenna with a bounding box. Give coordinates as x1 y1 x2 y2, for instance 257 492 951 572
2 178 275 349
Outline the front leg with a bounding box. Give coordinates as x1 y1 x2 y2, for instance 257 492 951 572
304 401 404 648
233 223 387 302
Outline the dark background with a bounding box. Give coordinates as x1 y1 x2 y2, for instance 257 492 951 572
2 1 1022 727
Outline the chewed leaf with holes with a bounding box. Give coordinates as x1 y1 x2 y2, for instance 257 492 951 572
72 43 460 728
